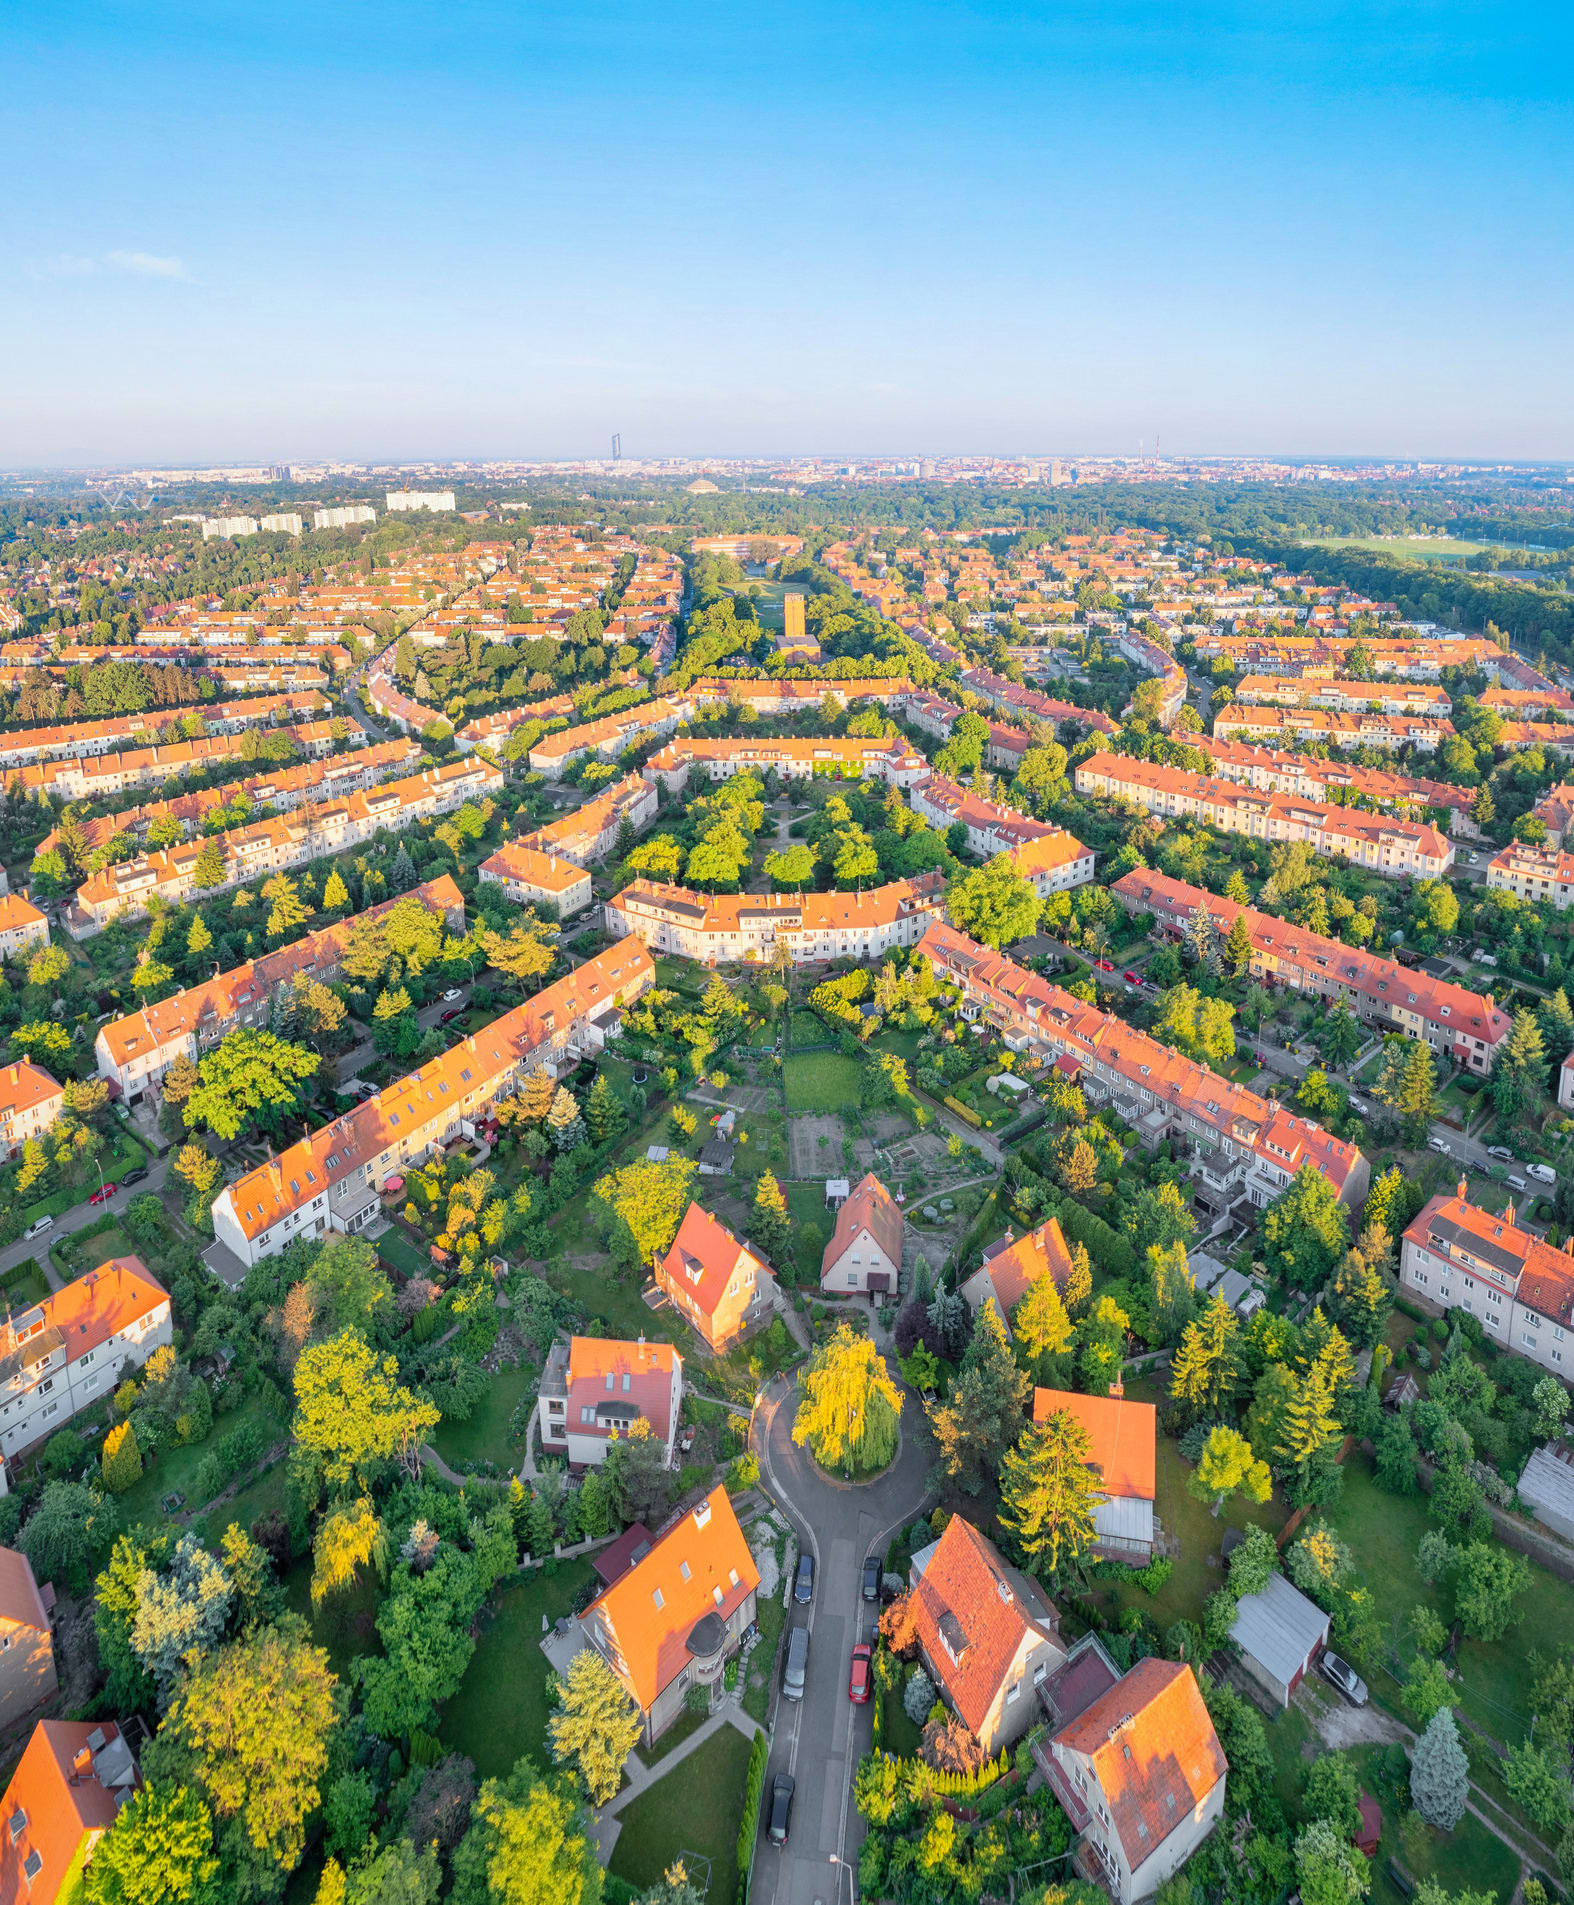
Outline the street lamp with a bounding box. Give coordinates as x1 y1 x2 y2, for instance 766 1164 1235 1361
828 1854 854 1904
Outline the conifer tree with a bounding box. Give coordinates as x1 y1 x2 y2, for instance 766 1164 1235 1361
747 1170 793 1267
1147 1239 1198 1346
585 1073 626 1146
927 1301 1029 1493
1224 911 1254 977
1397 1039 1438 1145
1410 1705 1469 1828
1276 1366 1341 1480
185 912 213 963
193 837 225 890
1062 1243 1093 1320
323 867 350 911
999 1409 1100 1582
1185 905 1218 974
519 1067 556 1123
547 1085 585 1153
1012 1271 1074 1383
1225 870 1250 905
1170 1294 1241 1421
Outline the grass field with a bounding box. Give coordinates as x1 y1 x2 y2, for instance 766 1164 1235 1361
608 1723 755 1902
440 1559 596 1780
430 1361 535 1471
1302 535 1488 560
376 1227 434 1281
1 1260 49 1308
784 1052 863 1112
115 1396 279 1536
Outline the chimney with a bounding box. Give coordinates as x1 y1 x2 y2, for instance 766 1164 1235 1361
1109 1378 1124 1400
1457 1176 1467 1200
1505 1202 1516 1227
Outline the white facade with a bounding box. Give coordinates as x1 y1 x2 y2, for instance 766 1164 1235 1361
386 490 456 513
0 1266 172 1459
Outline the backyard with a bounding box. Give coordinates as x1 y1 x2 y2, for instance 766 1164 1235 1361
439 1557 597 1780
430 1360 536 1472
784 1051 863 1113
607 1722 756 1903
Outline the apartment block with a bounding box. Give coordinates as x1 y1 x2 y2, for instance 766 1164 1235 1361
1187 734 1478 837
386 490 456 512
908 773 1094 896
1487 842 1574 910
528 698 687 779
1233 674 1452 717
313 504 378 530
521 773 658 865
0 896 49 964
478 844 593 916
0 693 329 773
642 734 927 795
1075 752 1452 879
1400 1185 1574 1375
211 940 654 1267
607 872 945 967
1211 705 1451 751
0 1064 66 1162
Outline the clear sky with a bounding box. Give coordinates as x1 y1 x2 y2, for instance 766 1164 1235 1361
4 1 1571 466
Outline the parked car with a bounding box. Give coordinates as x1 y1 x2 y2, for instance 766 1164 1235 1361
24 1216 54 1238
783 1626 809 1701
1426 1137 1450 1155
794 1553 815 1604
1527 1163 1557 1185
862 1554 881 1603
442 987 464 1002
440 1009 463 1024
120 1166 148 1186
89 1182 117 1206
1319 1651 1369 1707
848 1642 872 1704
767 1773 795 1846
1486 1145 1513 1161
1123 969 1140 983
1093 958 1115 972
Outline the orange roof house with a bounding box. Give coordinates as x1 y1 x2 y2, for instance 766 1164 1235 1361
820 1172 903 1296
656 1204 777 1351
907 1515 1066 1755
0 1548 56 1728
536 1336 683 1467
961 1216 1074 1330
0 1720 140 1901
1045 1658 1227 1904
579 1487 760 1742
1033 1387 1156 1560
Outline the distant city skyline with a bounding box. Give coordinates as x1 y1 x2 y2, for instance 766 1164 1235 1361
4 0 1571 466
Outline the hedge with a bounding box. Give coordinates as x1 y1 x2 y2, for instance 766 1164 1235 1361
1044 1191 1135 1279
943 1095 983 1129
735 1727 769 1903
874 1745 1011 1797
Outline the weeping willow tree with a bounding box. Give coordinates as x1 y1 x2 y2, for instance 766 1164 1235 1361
792 1324 902 1477
310 1496 388 1608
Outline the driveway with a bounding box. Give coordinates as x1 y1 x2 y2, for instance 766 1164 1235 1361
749 1376 934 1905
0 1151 173 1291
335 982 474 1081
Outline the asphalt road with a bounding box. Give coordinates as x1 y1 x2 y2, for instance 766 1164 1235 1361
0 1150 173 1290
750 1376 933 1905
335 982 475 1081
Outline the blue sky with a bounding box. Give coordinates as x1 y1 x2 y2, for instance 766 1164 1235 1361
4 1 1571 466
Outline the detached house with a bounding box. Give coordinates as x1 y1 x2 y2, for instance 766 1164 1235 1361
656 1204 777 1352
961 1216 1075 1331
0 1720 140 1901
579 1486 760 1744
535 1336 683 1468
0 1548 56 1727
1043 1655 1227 1903
1033 1387 1156 1562
908 1515 1067 1755
820 1172 903 1297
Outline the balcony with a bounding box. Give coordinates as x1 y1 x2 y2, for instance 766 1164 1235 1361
1033 1745 1092 1833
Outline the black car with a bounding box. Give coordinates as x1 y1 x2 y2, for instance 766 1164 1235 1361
767 1773 795 1847
120 1166 148 1186
794 1552 815 1604
862 1554 881 1603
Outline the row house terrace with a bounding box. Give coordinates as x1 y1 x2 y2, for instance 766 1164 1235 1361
0 692 329 772
1212 704 1453 752
17 719 359 807
908 773 1094 897
1113 869 1508 1074
1074 753 1453 880
455 691 578 753
73 758 502 932
1481 686 1574 721
94 875 465 1102
528 697 687 780
1232 674 1452 717
684 676 918 716
1186 735 1478 838
211 939 655 1269
1400 1185 1574 1376
519 773 658 865
1495 720 1574 759
607 872 946 968
957 667 1119 736
918 920 1367 1215
641 734 927 795
1487 842 1574 911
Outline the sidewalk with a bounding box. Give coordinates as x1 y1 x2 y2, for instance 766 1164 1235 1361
589 1704 761 1865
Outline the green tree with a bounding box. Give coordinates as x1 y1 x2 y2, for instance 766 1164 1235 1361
263 872 311 940
82 1783 219 1905
1189 1425 1271 1512
1325 1244 1392 1350
747 1169 792 1267
182 1027 319 1140
999 1409 1100 1584
1503 1742 1574 1838
592 1157 697 1270
1223 911 1254 977
344 1841 440 1905
929 1299 1031 1492
1261 1165 1351 1292
1012 1271 1075 1384
19 1480 117 1594
1304 1754 1363 1839
311 1497 387 1608
293 1329 440 1489
1293 1818 1370 1905
1494 1008 1548 1131
1146 1239 1199 1347
763 841 817 889
1452 1540 1531 1641
831 824 880 889
26 941 70 988
1169 1295 1241 1420
1397 1039 1438 1145
547 1648 642 1804
1321 999 1361 1068
1126 1180 1196 1257
1410 1706 1469 1829
483 920 557 989
450 1758 603 1905
101 1420 142 1494
1276 1367 1341 1482
945 854 1043 948
323 868 350 911
1152 984 1236 1064
193 837 226 890
185 913 214 964
793 1325 902 1475
584 1073 626 1146
131 1532 235 1707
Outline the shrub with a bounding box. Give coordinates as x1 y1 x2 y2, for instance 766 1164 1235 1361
903 1665 935 1723
100 1421 141 1494
736 1729 769 1893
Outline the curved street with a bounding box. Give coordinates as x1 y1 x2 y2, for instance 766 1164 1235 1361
749 1368 934 1905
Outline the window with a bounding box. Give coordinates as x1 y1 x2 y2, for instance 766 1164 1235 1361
652 1588 664 1610
679 1561 691 1582
8 1808 25 1845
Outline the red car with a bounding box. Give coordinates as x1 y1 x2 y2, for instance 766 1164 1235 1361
848 1643 872 1704
89 1183 117 1206
1123 969 1141 984
440 1008 463 1024
1093 958 1115 972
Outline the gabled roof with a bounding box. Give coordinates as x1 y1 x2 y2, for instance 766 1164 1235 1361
0 1257 167 1389
909 1516 1059 1739
1406 1188 1574 1327
0 1061 65 1123
658 1203 771 1320
821 1172 903 1279
1054 1658 1226 1868
581 1487 760 1709
1228 1569 1330 1684
0 1720 137 1901
0 1547 49 1633
969 1215 1074 1314
563 1337 681 1446
1033 1388 1156 1502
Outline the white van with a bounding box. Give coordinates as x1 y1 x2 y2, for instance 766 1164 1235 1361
23 1215 54 1238
783 1626 809 1701
1526 1163 1557 1185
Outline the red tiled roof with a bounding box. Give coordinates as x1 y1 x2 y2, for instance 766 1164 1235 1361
822 1172 903 1281
658 1204 770 1322
977 1216 1074 1311
910 1517 1057 1739
1033 1388 1156 1501
564 1337 680 1448
0 1547 49 1633
0 1721 134 1900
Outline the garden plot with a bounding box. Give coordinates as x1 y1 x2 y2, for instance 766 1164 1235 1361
690 1082 775 1114
788 1113 846 1178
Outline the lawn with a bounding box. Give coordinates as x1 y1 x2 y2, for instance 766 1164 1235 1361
1346 1744 1520 1905
542 1253 685 1352
55 1223 138 1279
784 1052 864 1113
1302 536 1490 560
1 1260 48 1308
376 1226 435 1281
607 1723 755 1904
439 1558 596 1779
199 1457 286 1548
742 1594 785 1725
115 1397 279 1536
878 1675 924 1759
430 1361 535 1472
1319 1456 1574 1745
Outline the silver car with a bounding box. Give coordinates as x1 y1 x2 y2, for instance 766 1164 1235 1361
1319 1650 1368 1707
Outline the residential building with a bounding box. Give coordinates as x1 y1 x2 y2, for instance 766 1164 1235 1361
0 1720 140 1901
1486 842 1574 911
314 504 378 529
1211 705 1451 752
0 1258 172 1460
519 773 658 864
201 515 259 539
655 1203 777 1351
94 876 465 1102
1113 869 1508 1074
819 1172 903 1296
642 734 927 794
907 1514 1067 1755
259 512 303 535
1399 1183 1574 1375
211 940 655 1268
1532 784 1574 850
528 698 687 778
1232 674 1452 717
535 1337 683 1468
960 1215 1075 1329
579 1486 760 1743
1481 685 1574 721
1043 1657 1227 1903
909 773 1094 895
477 843 593 916
0 693 329 773
920 920 1368 1213
0 1064 66 1162
1227 1571 1330 1710
957 667 1119 736
0 1549 57 1727
1186 733 1478 837
386 490 456 512
0 896 49 964
607 873 945 968
73 758 501 931
15 723 354 803
1075 753 1452 879
1032 1387 1156 1561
